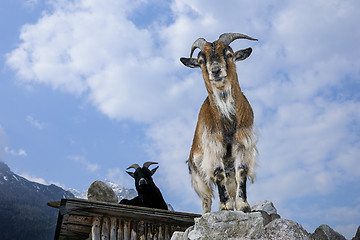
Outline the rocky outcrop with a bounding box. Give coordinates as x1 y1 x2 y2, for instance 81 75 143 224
264 218 310 240
353 226 360 240
311 224 346 240
171 200 351 240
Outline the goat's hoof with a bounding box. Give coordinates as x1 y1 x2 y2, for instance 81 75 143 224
236 200 251 212
240 205 251 213
219 201 234 211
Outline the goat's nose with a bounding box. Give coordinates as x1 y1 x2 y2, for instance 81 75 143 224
139 178 147 186
211 64 221 76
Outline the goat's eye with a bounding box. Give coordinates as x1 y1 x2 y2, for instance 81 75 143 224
198 57 204 64
226 52 233 59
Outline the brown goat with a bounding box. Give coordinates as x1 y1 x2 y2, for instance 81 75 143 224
180 33 258 214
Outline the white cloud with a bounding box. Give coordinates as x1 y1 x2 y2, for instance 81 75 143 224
49 181 67 189
68 155 99 172
26 115 46 129
144 115 203 211
0 126 7 160
18 173 67 189
19 172 47 185
4 146 27 157
24 0 40 9
5 0 360 236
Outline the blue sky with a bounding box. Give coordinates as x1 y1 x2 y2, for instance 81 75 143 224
1 0 360 238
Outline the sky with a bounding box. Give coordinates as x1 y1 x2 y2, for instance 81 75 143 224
0 0 359 238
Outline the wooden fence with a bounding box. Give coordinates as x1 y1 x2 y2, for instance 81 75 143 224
53 198 200 240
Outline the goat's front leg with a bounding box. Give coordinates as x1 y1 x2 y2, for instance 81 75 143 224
234 163 251 212
214 166 234 211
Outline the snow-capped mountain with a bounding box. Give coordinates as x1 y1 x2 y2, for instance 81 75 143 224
0 161 174 240
68 179 137 201
67 187 88 199
0 161 74 240
104 180 138 201
0 161 74 199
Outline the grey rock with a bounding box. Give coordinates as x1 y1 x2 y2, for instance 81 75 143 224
251 200 280 222
264 218 310 240
170 200 346 240
172 226 194 240
172 211 270 240
167 203 175 211
251 200 278 215
353 226 360 240
171 231 186 240
311 224 346 240
87 180 118 203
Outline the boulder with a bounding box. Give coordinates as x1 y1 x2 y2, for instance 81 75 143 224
353 226 360 240
311 224 346 240
264 218 310 240
251 200 277 215
87 180 118 203
251 200 280 221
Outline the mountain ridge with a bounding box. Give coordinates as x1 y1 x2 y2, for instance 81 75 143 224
0 161 140 239
67 179 137 201
0 161 75 240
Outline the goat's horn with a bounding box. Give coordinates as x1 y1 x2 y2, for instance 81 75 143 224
126 164 140 170
143 161 158 169
190 38 207 58
218 33 258 46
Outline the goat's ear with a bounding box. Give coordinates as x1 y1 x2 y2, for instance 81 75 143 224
234 48 252 62
150 166 159 176
126 171 135 178
180 57 200 68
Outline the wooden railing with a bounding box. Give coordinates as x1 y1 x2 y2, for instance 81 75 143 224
53 198 200 240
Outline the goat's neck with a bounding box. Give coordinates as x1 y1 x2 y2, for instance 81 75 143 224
209 77 242 121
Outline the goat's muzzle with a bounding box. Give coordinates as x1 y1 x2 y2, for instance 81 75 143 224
138 178 148 188
211 63 221 77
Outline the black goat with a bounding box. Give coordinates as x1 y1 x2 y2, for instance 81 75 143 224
119 162 168 210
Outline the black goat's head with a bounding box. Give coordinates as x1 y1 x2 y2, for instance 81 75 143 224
126 162 159 192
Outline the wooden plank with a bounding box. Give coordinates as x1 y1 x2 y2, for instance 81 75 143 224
158 225 163 240
130 221 137 240
66 223 92 233
55 198 200 240
110 217 117 240
124 220 130 240
117 219 124 240
138 221 146 240
165 225 170 240
92 216 101 240
68 214 93 225
47 201 61 208
153 224 159 240
146 223 153 240
101 217 110 240
61 198 199 226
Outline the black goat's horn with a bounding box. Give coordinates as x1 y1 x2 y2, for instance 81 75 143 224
218 33 258 46
190 37 207 57
143 162 158 169
126 164 140 170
